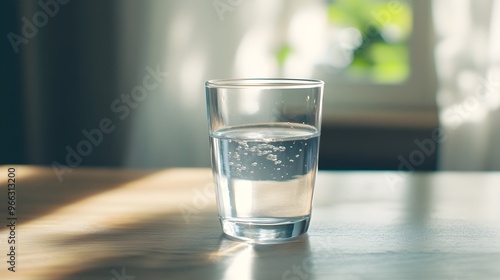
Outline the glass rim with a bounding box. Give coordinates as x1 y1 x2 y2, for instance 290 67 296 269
206 78 324 89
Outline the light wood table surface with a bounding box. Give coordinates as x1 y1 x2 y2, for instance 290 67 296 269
1 166 500 280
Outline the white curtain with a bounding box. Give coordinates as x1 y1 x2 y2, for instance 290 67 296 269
434 0 500 170
119 0 302 168
118 0 223 168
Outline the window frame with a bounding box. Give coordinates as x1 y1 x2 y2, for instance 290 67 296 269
317 0 437 113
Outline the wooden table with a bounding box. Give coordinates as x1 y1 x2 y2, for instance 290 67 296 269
1 166 500 280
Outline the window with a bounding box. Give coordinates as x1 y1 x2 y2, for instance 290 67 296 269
272 0 437 111
328 0 436 110
322 0 412 84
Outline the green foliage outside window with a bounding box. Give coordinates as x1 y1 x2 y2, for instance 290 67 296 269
327 0 412 83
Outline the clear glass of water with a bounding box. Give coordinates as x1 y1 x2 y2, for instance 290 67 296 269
205 78 324 243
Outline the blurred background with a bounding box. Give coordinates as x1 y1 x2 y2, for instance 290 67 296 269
1 0 499 171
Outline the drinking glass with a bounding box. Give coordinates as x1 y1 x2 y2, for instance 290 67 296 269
206 78 324 243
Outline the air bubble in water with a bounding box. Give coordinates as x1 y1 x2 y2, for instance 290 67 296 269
266 154 277 161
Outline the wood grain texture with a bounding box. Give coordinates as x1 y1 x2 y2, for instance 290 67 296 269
1 166 499 280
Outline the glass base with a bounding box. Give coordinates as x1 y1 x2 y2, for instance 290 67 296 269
220 216 310 243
